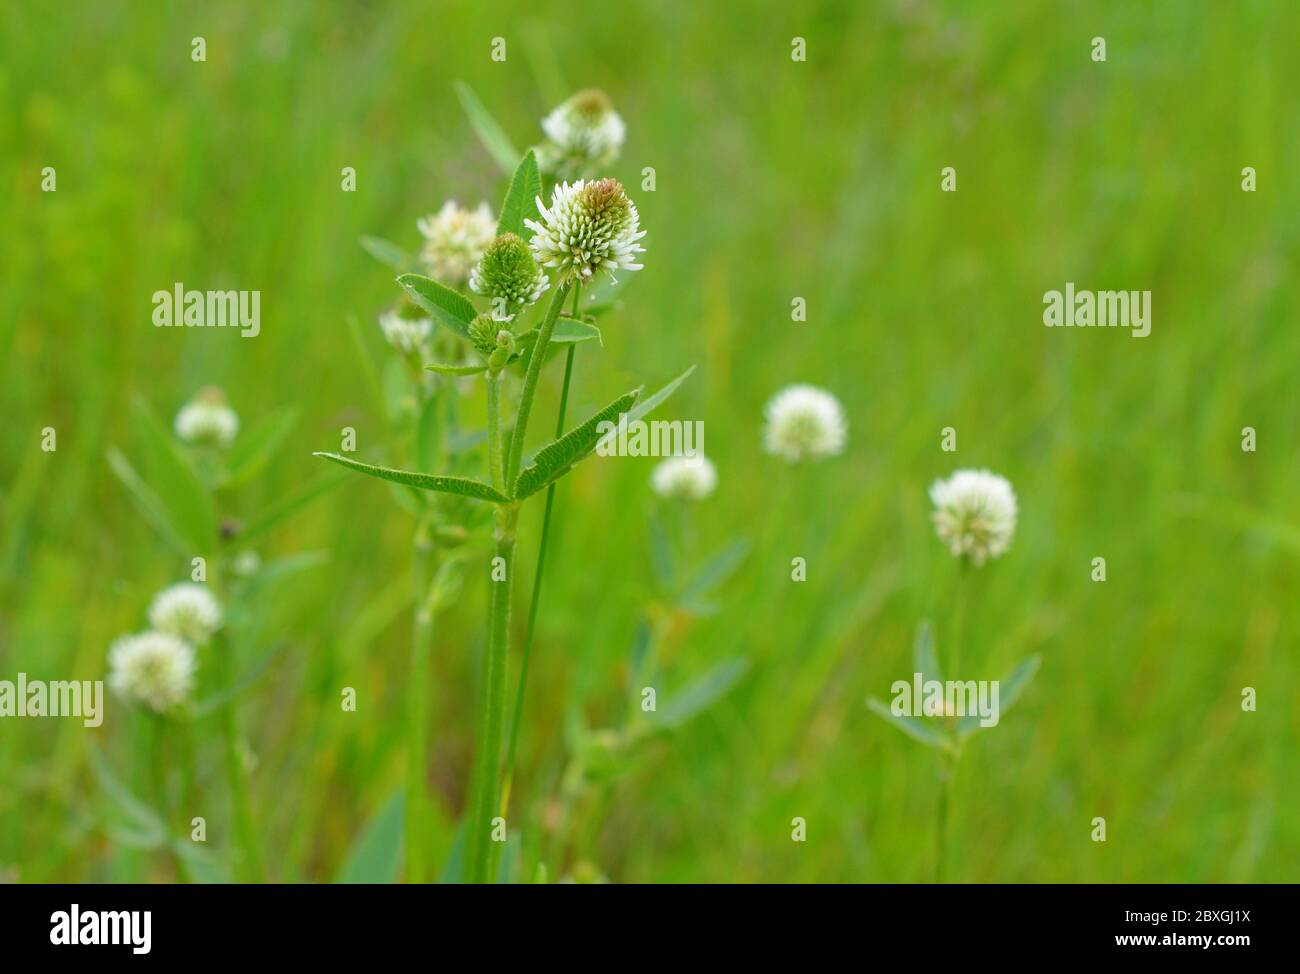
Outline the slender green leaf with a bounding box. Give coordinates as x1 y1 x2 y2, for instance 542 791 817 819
131 398 217 551
497 150 541 239
679 540 750 603
437 824 466 884
867 698 952 750
314 452 508 503
238 470 347 543
912 620 941 685
223 406 299 488
106 449 187 554
89 745 167 838
656 658 750 729
648 512 675 589
957 655 1042 736
336 792 404 884
397 274 476 340
191 642 289 717
517 317 602 349
425 362 487 376
360 235 411 270
454 81 520 174
346 313 385 410
594 365 696 454
512 390 640 499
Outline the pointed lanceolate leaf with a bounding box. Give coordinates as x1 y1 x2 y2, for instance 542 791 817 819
957 655 1042 737
655 658 750 729
594 365 696 454
512 390 640 499
454 81 519 175
336 792 405 884
912 620 941 685
397 274 476 341
131 397 217 551
106 449 188 555
497 149 541 239
679 539 751 604
425 362 487 376
515 317 603 349
867 698 953 751
360 235 411 271
314 452 508 504
223 405 299 488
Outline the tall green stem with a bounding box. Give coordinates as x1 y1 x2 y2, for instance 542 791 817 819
406 518 434 883
935 754 952 882
505 281 571 491
935 557 970 883
215 629 264 882
486 372 505 490
465 507 517 883
498 284 580 823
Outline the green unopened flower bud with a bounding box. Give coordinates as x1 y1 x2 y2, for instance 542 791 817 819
468 313 499 356
469 233 550 318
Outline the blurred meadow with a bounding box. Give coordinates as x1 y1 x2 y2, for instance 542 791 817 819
2 0 1297 882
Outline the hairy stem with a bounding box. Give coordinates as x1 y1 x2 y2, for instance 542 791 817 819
214 630 264 882
935 559 970 883
498 284 581 825
504 281 571 491
406 519 434 883
465 509 517 883
486 371 505 490
935 753 952 883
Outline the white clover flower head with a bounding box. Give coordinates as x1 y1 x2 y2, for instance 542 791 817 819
929 469 1018 565
232 550 261 577
174 388 239 447
378 309 433 356
107 631 197 713
469 233 550 318
148 582 222 644
416 200 496 285
651 454 718 501
526 178 646 283
762 384 847 462
538 89 626 178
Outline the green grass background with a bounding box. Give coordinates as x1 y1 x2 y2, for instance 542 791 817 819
2 0 1297 882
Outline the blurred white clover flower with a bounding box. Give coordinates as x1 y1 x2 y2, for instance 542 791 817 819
107 631 197 713
174 388 239 447
651 454 718 501
762 384 847 462
378 310 434 356
148 582 222 644
929 469 1018 565
232 550 261 577
416 200 496 285
537 89 626 179
526 178 645 283
469 233 550 319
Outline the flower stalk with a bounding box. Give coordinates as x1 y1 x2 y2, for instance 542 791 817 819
406 517 435 883
465 504 517 883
